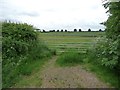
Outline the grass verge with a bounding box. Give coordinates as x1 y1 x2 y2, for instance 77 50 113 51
56 50 119 88
56 50 85 66
82 62 119 88
12 56 51 88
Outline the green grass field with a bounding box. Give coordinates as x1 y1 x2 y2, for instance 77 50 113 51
12 31 118 88
38 32 118 88
38 32 104 54
38 32 119 87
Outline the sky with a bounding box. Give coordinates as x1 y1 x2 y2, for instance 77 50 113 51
0 0 108 31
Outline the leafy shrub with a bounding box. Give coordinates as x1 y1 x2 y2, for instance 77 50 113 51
87 36 120 72
96 37 119 70
86 2 120 87
2 22 37 59
86 36 120 87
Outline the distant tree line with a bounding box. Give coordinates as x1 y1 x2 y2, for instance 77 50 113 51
38 28 103 32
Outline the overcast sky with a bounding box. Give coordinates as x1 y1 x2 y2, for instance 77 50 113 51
0 0 108 31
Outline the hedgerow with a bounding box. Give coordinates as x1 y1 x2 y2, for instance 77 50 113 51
2 21 53 88
87 2 120 87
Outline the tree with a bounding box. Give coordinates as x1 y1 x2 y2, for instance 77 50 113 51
99 29 102 32
43 30 46 32
102 1 120 70
91 1 120 72
57 30 59 32
103 1 120 39
88 28 91 32
61 29 63 32
74 29 77 32
79 29 82 32
65 30 67 32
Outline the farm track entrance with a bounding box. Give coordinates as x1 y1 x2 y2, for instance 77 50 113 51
40 56 110 88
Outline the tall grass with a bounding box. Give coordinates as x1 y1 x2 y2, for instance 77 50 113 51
56 50 85 66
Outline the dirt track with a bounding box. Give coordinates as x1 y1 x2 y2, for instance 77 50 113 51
40 56 110 88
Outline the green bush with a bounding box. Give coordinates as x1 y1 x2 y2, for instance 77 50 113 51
2 22 37 59
95 37 119 70
85 35 120 87
87 36 120 73
2 21 52 88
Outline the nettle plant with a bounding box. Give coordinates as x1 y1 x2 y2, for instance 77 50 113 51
95 36 120 70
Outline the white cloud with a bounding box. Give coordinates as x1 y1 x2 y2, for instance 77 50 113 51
0 0 108 31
